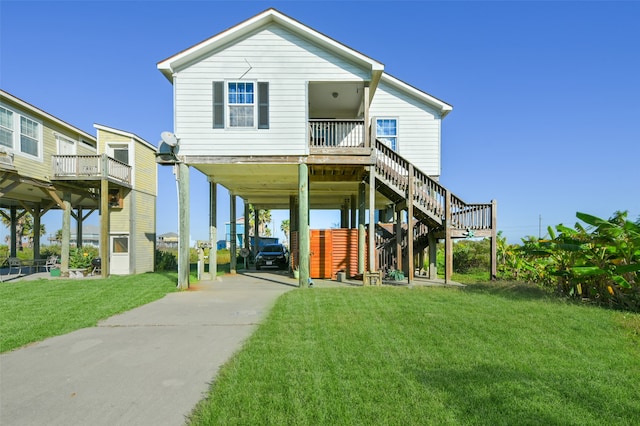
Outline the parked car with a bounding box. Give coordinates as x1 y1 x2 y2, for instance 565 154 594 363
255 244 289 270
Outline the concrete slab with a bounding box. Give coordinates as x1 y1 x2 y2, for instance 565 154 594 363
0 272 295 426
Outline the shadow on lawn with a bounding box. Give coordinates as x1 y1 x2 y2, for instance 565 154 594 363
461 280 554 302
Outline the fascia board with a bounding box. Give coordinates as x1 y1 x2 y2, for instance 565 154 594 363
93 123 157 151
380 73 453 118
0 89 96 142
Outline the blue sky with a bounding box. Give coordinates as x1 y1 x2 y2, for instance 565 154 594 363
1 0 638 245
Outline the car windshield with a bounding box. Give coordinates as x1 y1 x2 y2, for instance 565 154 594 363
261 245 283 253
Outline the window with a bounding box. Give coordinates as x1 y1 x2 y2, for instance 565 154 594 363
228 82 254 127
112 236 129 253
212 81 269 129
0 104 42 158
111 145 129 164
0 107 13 148
376 118 398 151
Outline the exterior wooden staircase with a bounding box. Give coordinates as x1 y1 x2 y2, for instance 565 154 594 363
370 139 497 281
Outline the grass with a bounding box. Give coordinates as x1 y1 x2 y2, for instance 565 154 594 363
0 273 177 353
188 284 640 425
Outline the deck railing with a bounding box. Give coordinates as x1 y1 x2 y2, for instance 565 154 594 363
52 154 131 185
309 119 365 148
374 139 492 230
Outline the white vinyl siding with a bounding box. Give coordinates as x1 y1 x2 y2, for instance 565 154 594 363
173 24 369 157
370 82 442 176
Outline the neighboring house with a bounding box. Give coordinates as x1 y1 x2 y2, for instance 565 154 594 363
70 224 100 247
157 8 496 287
157 232 179 249
0 90 157 276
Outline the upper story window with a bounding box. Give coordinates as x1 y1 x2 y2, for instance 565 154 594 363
0 104 42 159
0 107 13 149
213 81 269 129
110 144 129 164
376 118 398 151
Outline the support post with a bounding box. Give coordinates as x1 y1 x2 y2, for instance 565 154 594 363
350 194 356 229
9 207 17 257
77 207 83 248
358 182 366 274
208 181 217 280
100 179 109 278
62 191 72 275
395 206 402 271
368 166 376 272
177 162 190 289
298 163 310 287
253 206 260 260
407 164 414 285
33 204 41 260
230 194 237 274
490 199 498 280
444 189 453 284
244 200 250 255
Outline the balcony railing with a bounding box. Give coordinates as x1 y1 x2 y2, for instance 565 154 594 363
309 119 365 148
52 154 131 186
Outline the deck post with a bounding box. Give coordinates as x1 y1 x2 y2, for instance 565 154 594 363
368 166 376 272
254 206 260 259
230 194 237 274
298 163 310 287
350 195 357 229
363 84 370 148
100 179 109 278
358 182 366 274
243 200 250 266
407 164 414 284
208 180 217 280
62 191 71 275
177 162 190 289
444 189 453 284
490 199 498 280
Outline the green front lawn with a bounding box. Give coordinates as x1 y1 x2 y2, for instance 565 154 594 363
0 273 177 352
189 284 640 425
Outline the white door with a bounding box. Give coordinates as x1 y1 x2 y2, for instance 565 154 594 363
110 234 129 275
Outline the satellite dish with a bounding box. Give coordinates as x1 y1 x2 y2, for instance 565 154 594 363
160 131 178 147
156 141 178 164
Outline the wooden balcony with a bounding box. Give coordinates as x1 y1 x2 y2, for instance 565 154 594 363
51 154 131 187
308 119 371 156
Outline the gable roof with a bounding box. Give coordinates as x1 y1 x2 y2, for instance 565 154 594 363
157 8 384 91
158 8 452 117
93 123 157 151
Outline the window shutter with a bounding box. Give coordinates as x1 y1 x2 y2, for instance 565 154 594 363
258 82 269 129
212 81 224 129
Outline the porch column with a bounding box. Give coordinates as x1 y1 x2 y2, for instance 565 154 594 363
244 199 250 269
208 180 217 280
368 166 376 272
61 191 72 275
340 198 349 228
100 179 109 278
289 195 297 270
230 194 237 274
444 189 453 284
177 162 190 289
358 182 366 274
298 163 310 287
428 232 437 280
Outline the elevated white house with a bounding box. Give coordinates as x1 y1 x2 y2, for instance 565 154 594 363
157 8 496 288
